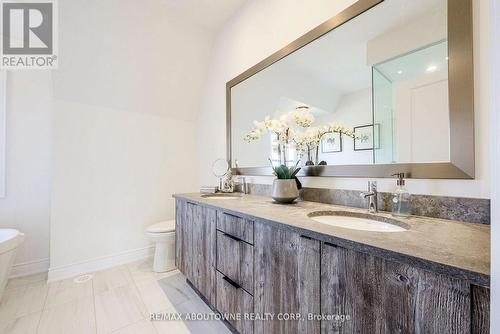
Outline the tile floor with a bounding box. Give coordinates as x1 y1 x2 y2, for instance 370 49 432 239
0 258 231 334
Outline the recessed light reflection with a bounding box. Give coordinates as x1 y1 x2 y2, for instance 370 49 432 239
397 70 403 75
426 65 438 73
446 56 449 60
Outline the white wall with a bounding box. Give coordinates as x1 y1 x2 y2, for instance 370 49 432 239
366 6 447 66
232 66 338 167
198 0 491 199
0 71 52 276
316 89 372 165
0 72 6 198
490 0 499 331
49 0 212 279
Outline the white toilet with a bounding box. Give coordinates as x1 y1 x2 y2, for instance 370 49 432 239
146 220 176 273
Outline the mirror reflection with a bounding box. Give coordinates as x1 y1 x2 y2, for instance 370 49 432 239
231 0 448 168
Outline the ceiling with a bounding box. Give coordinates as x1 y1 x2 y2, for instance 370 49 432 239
375 41 448 83
276 0 447 95
162 0 247 31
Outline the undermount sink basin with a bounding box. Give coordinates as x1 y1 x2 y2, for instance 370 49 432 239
201 193 243 200
308 211 409 233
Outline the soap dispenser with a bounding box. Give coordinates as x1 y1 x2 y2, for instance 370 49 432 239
391 173 411 217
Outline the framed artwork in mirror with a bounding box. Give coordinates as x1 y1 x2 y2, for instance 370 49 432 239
321 132 342 153
354 124 380 151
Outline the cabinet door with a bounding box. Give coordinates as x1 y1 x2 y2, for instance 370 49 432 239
254 222 320 334
175 199 191 278
321 243 471 334
472 285 490 334
190 204 217 306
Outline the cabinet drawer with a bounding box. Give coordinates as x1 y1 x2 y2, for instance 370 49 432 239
216 271 253 334
217 211 254 244
217 230 253 294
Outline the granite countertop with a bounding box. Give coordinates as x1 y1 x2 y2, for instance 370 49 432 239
174 193 490 286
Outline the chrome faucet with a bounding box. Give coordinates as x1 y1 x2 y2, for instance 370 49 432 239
361 181 378 213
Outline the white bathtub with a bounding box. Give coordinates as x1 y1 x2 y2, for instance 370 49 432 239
0 229 24 299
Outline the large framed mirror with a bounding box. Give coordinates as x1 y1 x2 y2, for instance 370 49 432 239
227 0 473 179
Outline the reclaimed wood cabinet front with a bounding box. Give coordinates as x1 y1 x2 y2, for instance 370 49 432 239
321 242 475 334
175 199 191 280
216 271 254 334
191 203 217 306
175 199 216 306
216 230 254 294
175 199 490 334
253 221 321 334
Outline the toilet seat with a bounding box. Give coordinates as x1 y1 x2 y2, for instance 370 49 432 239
147 220 175 234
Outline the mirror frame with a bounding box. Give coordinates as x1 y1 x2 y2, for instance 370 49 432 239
226 0 474 179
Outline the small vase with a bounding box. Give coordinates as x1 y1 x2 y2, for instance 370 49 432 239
272 179 299 204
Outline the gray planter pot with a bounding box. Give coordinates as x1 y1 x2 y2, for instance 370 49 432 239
272 179 299 204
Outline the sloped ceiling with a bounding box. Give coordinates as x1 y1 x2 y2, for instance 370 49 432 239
162 0 247 31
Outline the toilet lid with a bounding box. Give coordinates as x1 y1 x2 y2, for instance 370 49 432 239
147 220 175 233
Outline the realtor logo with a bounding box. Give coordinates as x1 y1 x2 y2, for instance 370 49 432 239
1 0 58 69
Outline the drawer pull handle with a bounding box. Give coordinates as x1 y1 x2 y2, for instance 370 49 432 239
222 276 241 289
223 233 243 243
324 242 338 248
224 213 241 219
300 235 313 240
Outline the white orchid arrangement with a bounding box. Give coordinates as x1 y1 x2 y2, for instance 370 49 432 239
244 105 355 164
244 106 315 144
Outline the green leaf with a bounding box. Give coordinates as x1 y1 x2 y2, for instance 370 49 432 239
275 165 286 179
281 165 291 179
270 161 302 179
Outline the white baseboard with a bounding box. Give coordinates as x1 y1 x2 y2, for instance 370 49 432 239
10 258 50 278
48 245 154 282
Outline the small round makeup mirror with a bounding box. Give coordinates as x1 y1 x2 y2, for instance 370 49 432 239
212 158 229 191
212 158 229 178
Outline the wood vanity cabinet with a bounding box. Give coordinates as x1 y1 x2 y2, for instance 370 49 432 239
216 212 255 334
175 199 490 334
175 199 190 279
216 230 254 293
216 270 254 334
253 221 321 334
321 242 487 334
217 211 254 244
175 199 216 306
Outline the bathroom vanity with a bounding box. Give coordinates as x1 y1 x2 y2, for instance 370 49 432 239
173 193 490 334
